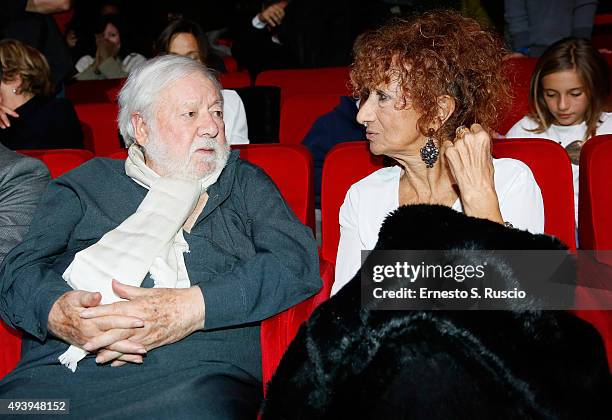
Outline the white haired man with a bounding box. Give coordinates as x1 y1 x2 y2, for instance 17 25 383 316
0 55 321 418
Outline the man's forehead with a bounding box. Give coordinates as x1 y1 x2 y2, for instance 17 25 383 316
158 73 221 106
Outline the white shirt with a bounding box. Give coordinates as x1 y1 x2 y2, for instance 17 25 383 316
332 158 545 295
75 53 146 74
221 90 249 145
505 113 612 221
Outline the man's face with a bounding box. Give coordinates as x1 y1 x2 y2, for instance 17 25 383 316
141 72 229 179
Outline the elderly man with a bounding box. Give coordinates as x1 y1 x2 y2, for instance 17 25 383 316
0 55 321 418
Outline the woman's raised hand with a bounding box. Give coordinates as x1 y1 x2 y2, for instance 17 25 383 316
442 124 503 224
0 104 19 129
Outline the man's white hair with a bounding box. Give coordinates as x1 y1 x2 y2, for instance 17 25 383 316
118 54 223 147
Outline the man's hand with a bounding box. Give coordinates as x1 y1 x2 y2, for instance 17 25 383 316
48 290 145 349
442 124 503 224
258 1 288 28
0 105 19 129
79 281 205 366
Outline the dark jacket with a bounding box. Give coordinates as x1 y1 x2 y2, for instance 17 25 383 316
0 96 83 151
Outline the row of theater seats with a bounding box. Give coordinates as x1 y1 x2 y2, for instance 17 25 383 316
1 137 611 386
65 56 612 157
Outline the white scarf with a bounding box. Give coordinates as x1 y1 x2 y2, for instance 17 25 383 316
58 145 222 371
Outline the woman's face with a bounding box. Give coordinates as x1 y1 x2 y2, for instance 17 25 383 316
541 69 589 126
103 23 121 47
356 79 424 158
169 33 202 63
0 76 25 110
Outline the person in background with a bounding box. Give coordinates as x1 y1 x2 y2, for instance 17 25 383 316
505 0 598 57
156 18 249 145
74 14 145 80
333 11 545 294
156 18 226 73
506 37 611 222
0 39 83 150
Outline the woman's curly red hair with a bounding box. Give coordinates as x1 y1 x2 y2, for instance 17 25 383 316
351 10 509 142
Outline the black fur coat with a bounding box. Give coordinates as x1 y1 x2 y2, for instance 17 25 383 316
262 205 611 419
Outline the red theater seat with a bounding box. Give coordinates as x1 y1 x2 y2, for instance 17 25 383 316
492 138 576 249
497 57 538 135
255 67 351 105
74 102 124 157
18 149 94 178
66 79 125 104
279 94 341 145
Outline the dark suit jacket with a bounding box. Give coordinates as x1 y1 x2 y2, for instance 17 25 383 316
0 144 50 264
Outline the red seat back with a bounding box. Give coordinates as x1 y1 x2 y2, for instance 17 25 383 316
233 144 315 232
320 142 383 263
18 149 94 178
74 102 123 157
255 67 351 105
579 134 612 251
492 138 576 249
66 79 125 103
279 94 341 145
0 320 21 379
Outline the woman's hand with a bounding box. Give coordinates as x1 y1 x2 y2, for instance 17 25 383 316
442 124 503 224
0 104 19 129
93 34 119 67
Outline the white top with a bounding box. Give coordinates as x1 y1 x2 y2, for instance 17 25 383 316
332 158 545 295
75 53 146 74
505 113 612 221
221 89 249 145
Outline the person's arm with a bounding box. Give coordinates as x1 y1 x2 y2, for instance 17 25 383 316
0 155 50 264
332 186 362 296
572 0 598 39
25 0 72 14
504 0 530 52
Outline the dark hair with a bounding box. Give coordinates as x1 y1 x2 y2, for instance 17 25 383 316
0 39 53 96
529 37 611 140
155 19 209 65
93 14 130 59
351 10 508 143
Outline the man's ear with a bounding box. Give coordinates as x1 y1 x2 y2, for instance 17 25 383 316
436 95 456 127
131 113 149 146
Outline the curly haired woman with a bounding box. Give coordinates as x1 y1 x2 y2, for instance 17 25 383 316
332 11 545 294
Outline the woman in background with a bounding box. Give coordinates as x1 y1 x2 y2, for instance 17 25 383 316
0 39 83 150
156 19 249 145
506 37 611 221
75 14 145 80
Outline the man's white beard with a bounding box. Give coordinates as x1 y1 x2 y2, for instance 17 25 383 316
144 135 231 181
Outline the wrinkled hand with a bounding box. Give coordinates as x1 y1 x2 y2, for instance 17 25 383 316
258 1 287 27
0 104 19 129
48 289 146 365
79 280 204 366
442 124 503 224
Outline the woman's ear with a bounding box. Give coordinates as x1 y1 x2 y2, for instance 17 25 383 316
5 75 22 94
436 95 456 126
131 113 149 146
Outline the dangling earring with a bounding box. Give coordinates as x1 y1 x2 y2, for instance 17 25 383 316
420 128 439 168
